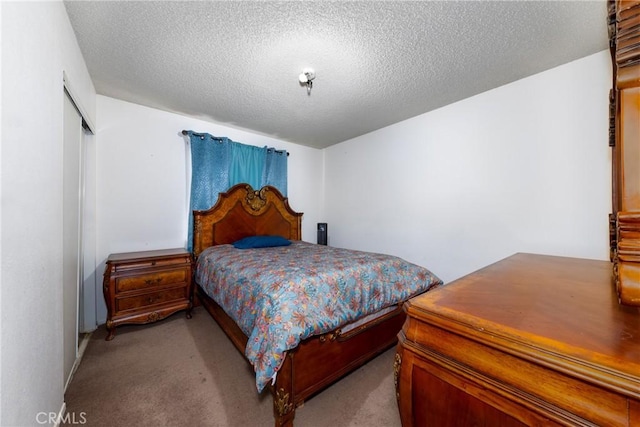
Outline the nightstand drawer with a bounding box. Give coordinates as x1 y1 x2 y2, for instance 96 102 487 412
113 256 191 272
115 268 188 293
116 286 188 312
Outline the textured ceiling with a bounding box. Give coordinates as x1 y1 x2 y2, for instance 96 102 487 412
64 1 609 149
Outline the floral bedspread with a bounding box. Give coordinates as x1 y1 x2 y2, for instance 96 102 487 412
195 240 442 391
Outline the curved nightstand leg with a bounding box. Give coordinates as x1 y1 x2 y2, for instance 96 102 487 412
105 320 116 341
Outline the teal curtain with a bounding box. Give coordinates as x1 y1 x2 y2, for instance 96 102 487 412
229 143 266 190
263 148 288 194
187 132 231 251
185 131 287 251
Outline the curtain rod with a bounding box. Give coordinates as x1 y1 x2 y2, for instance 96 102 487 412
181 130 224 140
181 130 289 156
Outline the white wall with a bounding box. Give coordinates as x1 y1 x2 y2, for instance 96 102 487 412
324 51 612 284
1 2 96 426
95 96 324 323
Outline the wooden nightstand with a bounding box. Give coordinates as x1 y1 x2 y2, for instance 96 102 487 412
103 248 193 340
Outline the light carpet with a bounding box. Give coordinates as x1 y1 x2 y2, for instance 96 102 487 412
63 308 402 427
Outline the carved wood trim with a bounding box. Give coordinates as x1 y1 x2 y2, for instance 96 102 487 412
609 89 617 149
614 1 640 69
245 186 269 211
610 213 618 262
274 388 293 417
616 212 640 262
393 352 402 401
615 212 640 304
318 330 341 343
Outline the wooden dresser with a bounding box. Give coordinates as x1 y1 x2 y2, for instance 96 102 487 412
103 248 193 340
610 0 640 306
396 253 640 426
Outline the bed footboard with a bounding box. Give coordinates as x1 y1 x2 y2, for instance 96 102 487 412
196 284 405 427
270 305 406 427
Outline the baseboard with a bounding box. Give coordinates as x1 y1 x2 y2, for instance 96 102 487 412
64 332 93 393
77 331 92 361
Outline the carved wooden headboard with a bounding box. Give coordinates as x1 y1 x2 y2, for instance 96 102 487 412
192 183 303 258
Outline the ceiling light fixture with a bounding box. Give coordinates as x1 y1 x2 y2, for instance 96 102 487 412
298 68 315 96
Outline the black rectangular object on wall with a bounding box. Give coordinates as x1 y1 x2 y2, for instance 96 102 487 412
317 223 328 245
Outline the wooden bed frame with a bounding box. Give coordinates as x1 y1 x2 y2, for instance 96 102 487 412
192 183 407 427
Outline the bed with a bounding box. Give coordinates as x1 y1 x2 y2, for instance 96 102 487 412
192 183 442 426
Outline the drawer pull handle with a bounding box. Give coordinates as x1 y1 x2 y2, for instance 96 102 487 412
144 278 163 286
148 296 157 304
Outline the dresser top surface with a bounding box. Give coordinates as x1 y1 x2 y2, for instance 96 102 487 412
406 253 640 379
106 248 190 263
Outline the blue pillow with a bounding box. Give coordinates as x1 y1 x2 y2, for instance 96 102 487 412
232 235 291 249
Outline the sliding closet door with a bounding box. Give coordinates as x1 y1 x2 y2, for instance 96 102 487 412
63 90 83 388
